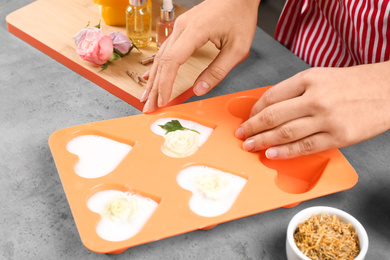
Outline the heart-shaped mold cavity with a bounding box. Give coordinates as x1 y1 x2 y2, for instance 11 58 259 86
177 165 247 217
227 96 258 121
67 135 133 178
260 152 329 194
86 185 160 242
150 116 215 158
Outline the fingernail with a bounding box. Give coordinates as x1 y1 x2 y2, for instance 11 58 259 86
158 94 164 107
266 148 278 159
141 90 147 102
142 70 149 80
243 139 255 151
143 100 150 113
193 81 210 96
235 127 245 139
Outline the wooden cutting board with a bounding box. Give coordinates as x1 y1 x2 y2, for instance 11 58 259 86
6 0 218 110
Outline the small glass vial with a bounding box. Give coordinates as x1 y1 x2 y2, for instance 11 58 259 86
126 0 152 47
156 1 176 49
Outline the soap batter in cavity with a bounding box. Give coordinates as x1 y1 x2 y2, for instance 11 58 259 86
66 135 132 178
177 165 247 217
151 117 214 158
87 190 158 242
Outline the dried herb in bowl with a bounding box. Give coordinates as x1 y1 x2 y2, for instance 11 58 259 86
293 213 360 260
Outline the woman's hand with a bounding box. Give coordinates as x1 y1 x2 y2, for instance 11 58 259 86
141 0 261 113
235 61 390 159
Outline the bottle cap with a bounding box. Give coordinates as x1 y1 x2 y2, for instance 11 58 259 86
160 5 175 21
130 0 147 6
163 0 173 10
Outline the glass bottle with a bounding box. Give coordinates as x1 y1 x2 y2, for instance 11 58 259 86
156 0 176 49
147 0 152 12
126 0 152 47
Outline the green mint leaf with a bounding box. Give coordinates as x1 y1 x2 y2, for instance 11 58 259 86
159 120 182 133
159 120 200 135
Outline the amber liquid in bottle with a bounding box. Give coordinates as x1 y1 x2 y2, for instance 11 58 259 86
156 4 175 49
126 1 152 47
156 19 174 49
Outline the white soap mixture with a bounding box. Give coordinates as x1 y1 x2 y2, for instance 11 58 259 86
150 118 214 157
87 190 158 242
177 165 247 217
66 135 132 178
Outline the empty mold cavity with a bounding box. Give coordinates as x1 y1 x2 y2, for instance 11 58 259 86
150 116 215 158
260 153 329 194
177 165 247 217
66 134 133 179
227 96 258 121
86 185 160 242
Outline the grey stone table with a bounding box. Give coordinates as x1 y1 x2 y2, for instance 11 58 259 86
1 0 389 259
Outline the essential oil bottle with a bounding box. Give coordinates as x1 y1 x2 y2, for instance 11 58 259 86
126 0 152 47
156 0 176 49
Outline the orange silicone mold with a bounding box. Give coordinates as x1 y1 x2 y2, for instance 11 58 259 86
48 86 358 254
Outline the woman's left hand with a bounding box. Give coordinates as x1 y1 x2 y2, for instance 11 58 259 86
235 61 390 159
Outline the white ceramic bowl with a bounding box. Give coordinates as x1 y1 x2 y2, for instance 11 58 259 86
286 206 369 260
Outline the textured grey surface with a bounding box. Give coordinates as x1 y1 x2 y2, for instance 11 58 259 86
1 0 390 259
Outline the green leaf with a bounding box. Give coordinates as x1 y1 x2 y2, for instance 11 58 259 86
159 120 200 135
94 20 101 29
100 61 109 72
109 52 121 61
114 48 125 57
129 37 141 53
84 21 100 29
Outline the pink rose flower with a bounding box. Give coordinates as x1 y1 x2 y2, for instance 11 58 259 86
109 31 132 55
74 27 113 66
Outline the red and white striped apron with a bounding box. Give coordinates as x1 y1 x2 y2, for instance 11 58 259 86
274 0 390 67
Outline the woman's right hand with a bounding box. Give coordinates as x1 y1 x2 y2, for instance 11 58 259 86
235 62 390 159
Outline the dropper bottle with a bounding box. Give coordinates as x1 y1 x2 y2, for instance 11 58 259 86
156 0 176 49
126 0 152 47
